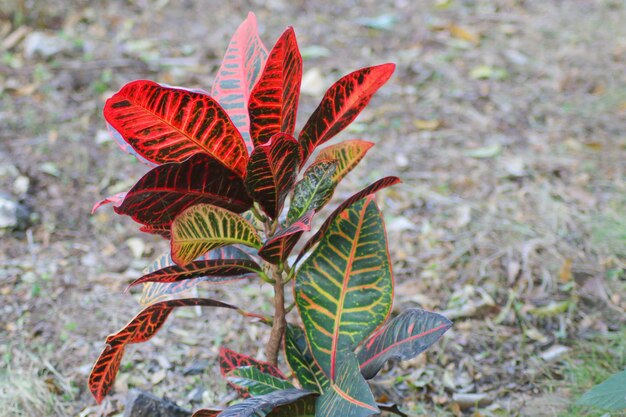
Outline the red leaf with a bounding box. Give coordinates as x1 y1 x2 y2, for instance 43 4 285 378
115 153 252 229
104 80 248 177
248 27 302 146
127 259 261 289
258 211 314 264
219 347 286 397
245 133 300 218
212 12 269 153
91 192 126 214
296 176 400 262
89 298 236 403
298 63 395 166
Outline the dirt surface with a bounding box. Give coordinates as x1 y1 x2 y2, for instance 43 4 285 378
1 1 625 416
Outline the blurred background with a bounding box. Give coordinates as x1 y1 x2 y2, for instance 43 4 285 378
0 0 624 416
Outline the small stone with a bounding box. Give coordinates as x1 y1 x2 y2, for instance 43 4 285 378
300 68 326 97
540 345 570 362
13 176 30 196
23 31 76 59
452 392 492 409
183 359 209 376
124 389 190 417
186 386 205 403
0 192 30 233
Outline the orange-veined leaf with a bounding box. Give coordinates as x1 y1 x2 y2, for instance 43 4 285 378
139 247 254 305
286 160 337 225
89 298 237 403
316 353 379 417
212 12 269 152
258 210 314 264
296 176 400 263
358 308 452 379
298 63 395 166
127 259 261 290
104 80 248 177
114 154 252 229
295 198 393 380
227 366 295 397
171 204 262 265
284 324 329 393
245 133 300 219
249 27 302 146
314 140 375 184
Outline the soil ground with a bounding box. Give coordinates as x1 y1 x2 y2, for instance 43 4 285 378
1 0 624 416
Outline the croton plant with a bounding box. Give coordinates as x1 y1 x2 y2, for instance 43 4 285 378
89 13 452 417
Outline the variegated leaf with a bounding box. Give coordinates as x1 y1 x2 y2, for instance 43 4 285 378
286 160 337 225
245 133 300 219
104 80 248 177
315 353 379 417
228 366 295 396
249 27 302 146
212 12 269 152
296 176 400 262
284 324 329 393
171 204 262 265
314 140 374 183
219 347 287 398
295 198 393 380
298 63 395 166
215 389 314 417
358 309 452 379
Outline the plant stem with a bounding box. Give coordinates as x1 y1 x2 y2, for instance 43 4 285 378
266 265 286 366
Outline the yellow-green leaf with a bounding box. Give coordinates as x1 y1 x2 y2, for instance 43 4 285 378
171 204 261 265
314 140 374 184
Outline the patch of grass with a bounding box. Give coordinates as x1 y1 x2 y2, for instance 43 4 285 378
546 330 626 416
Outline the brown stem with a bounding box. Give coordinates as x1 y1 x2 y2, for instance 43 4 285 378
265 265 286 366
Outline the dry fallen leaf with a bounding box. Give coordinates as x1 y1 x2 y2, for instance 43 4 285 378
448 24 481 45
414 119 442 130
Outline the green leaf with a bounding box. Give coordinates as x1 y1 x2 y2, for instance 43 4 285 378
577 369 626 410
228 366 295 396
285 324 329 393
358 308 452 379
315 353 379 417
315 140 374 184
295 197 393 380
171 204 262 265
287 160 337 224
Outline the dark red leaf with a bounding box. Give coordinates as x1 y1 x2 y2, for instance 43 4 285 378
127 259 261 289
296 176 401 262
104 80 248 177
192 410 222 417
212 12 269 152
219 347 286 398
258 211 314 264
298 63 395 166
245 133 300 218
139 224 171 239
89 298 236 403
248 27 302 146
114 153 252 229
